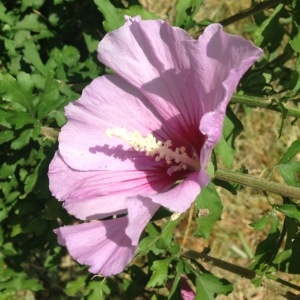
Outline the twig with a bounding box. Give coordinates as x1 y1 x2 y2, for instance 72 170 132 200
214 168 300 200
231 94 300 119
218 0 283 27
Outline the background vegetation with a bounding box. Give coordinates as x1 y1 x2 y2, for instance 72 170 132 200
0 0 300 299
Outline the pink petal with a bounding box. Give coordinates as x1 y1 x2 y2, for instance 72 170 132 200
193 25 262 179
55 197 159 276
187 23 263 112
180 276 195 300
98 18 205 140
125 196 160 246
147 172 202 212
49 151 174 220
55 218 134 275
59 75 164 172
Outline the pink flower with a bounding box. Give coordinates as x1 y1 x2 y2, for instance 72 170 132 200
48 16 262 276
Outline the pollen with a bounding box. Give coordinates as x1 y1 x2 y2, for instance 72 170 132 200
106 128 200 174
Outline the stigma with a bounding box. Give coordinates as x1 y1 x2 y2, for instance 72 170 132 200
106 128 200 175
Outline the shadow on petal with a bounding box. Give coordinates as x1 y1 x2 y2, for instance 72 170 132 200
55 217 136 276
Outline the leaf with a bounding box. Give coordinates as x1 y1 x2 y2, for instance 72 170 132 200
14 13 48 32
21 0 45 11
0 2 15 24
94 0 156 32
11 128 33 150
175 0 203 28
250 212 271 231
124 5 157 21
273 217 300 273
147 258 173 288
278 139 300 164
155 218 180 250
0 72 36 116
251 209 280 269
61 45 80 67
277 161 300 187
290 26 300 53
277 139 300 187
214 135 235 168
0 130 14 144
23 40 48 76
253 4 284 51
194 183 223 239
37 74 60 119
195 273 233 299
275 204 300 222
168 259 185 299
65 276 86 296
94 0 125 32
215 108 243 168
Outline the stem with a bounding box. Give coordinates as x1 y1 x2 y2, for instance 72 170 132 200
215 168 300 200
40 126 59 139
218 0 283 27
183 250 300 299
231 94 300 119
181 204 194 248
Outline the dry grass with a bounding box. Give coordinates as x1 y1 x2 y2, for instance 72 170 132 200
138 1 300 299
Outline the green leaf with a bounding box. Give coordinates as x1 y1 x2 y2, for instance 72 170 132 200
0 130 14 144
83 32 99 53
251 208 280 269
147 258 173 288
253 4 284 51
23 40 48 76
15 13 48 32
275 204 300 222
215 108 243 168
195 273 233 299
214 135 235 168
175 0 203 28
11 128 33 150
94 0 125 32
65 275 86 296
155 218 180 251
277 139 300 187
290 26 300 52
61 45 80 68
250 212 271 231
21 0 45 11
195 183 223 239
278 139 300 163
37 74 60 119
94 0 156 32
274 217 300 273
168 259 185 299
0 72 36 116
0 2 15 24
277 161 300 187
124 5 157 21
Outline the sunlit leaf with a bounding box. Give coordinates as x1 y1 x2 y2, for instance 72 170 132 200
195 183 223 239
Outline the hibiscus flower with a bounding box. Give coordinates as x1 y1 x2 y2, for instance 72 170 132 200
48 16 262 276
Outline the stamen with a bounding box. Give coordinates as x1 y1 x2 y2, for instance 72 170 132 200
106 128 200 174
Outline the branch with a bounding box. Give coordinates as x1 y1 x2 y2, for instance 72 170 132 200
231 94 300 119
214 168 300 200
218 0 283 27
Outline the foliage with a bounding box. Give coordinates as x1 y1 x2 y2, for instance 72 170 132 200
0 0 299 299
